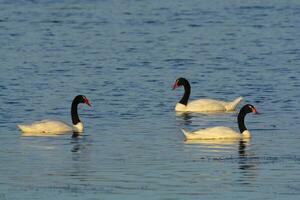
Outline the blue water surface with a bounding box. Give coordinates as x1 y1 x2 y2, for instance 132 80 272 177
0 0 300 199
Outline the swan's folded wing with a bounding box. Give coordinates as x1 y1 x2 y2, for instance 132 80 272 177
18 119 73 135
182 127 240 140
186 99 226 112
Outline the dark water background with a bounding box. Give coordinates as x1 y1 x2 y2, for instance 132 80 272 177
0 0 300 199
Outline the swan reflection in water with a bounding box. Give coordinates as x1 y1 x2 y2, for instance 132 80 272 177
184 137 258 184
68 134 93 179
70 132 90 153
184 137 250 150
175 112 194 125
238 140 258 175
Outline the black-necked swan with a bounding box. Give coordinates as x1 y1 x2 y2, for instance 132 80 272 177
17 95 91 135
172 77 243 112
182 104 257 140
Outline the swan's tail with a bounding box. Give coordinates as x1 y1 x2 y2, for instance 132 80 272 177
17 124 29 133
181 128 191 140
225 96 243 111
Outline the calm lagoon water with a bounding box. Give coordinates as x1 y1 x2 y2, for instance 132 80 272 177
1 0 300 199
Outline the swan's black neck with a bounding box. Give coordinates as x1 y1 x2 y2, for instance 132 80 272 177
179 80 191 105
237 104 256 133
71 97 81 125
238 109 247 133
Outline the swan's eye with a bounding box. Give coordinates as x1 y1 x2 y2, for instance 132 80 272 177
248 105 253 109
248 105 257 113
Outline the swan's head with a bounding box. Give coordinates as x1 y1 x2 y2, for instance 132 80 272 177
242 104 257 114
172 77 188 90
74 95 91 107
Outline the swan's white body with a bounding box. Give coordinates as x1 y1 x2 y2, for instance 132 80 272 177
175 97 243 112
17 120 83 136
184 137 250 145
181 104 257 141
17 95 90 136
182 127 250 140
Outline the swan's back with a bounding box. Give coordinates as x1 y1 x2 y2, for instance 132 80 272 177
17 119 73 135
175 99 226 112
182 126 241 140
182 99 226 112
175 97 243 112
